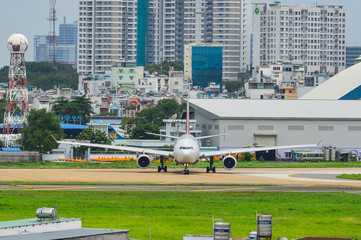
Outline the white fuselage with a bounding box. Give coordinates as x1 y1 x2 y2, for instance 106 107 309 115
172 134 200 165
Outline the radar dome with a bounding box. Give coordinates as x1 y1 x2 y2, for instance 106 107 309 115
7 33 28 53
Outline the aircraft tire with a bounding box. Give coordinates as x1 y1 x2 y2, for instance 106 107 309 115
212 167 216 173
164 166 167 172
206 166 210 173
158 166 161 172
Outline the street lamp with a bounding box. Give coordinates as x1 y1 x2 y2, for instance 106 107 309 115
223 125 228 141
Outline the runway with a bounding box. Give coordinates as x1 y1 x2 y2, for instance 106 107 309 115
0 168 360 194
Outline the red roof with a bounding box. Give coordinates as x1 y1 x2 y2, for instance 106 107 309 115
129 98 140 104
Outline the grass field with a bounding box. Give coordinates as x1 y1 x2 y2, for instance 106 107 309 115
0 191 360 239
1 160 361 169
338 174 361 180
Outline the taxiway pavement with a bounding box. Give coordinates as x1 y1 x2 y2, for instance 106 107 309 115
0 168 360 194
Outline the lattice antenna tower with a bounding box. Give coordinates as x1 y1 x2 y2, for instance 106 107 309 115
48 0 57 67
3 34 29 147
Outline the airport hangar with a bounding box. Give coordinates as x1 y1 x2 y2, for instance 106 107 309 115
189 99 361 160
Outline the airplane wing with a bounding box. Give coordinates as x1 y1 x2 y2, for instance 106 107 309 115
145 132 179 140
196 133 229 140
200 143 319 158
55 139 173 157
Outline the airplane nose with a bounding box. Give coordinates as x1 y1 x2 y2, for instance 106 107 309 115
178 149 197 164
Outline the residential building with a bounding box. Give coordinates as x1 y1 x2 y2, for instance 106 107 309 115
110 59 144 89
346 46 361 68
79 72 115 96
78 0 138 75
252 2 346 77
138 75 184 94
246 61 305 99
212 0 251 78
245 80 276 99
184 44 223 90
183 0 252 80
78 0 251 81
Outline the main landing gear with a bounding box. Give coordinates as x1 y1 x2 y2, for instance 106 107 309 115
206 156 216 173
157 156 167 172
182 164 190 174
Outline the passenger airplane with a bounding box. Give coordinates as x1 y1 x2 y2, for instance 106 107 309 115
53 98 319 174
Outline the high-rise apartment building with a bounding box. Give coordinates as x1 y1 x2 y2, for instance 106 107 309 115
253 2 346 77
78 0 138 75
78 0 251 80
346 46 361 68
182 0 251 80
34 35 48 62
34 19 78 66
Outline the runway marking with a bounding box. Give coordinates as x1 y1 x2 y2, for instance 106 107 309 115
306 183 361 190
193 187 262 192
29 186 99 191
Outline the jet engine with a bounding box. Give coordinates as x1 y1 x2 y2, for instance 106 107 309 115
137 155 152 169
222 156 237 170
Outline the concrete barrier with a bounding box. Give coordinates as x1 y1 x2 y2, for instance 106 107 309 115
0 152 42 163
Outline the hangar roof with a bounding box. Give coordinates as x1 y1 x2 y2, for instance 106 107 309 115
189 99 361 120
300 62 361 100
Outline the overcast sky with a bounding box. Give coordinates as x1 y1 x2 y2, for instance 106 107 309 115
0 0 360 68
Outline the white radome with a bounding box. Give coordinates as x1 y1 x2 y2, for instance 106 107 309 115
7 33 28 53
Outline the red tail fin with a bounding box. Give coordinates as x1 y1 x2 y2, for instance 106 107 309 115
185 95 190 135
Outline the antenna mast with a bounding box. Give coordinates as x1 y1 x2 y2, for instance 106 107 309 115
48 0 57 67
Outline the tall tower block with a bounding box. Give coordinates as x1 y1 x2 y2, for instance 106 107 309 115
3 34 29 147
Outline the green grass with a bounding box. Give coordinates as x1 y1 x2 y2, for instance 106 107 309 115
0 191 359 239
338 174 361 180
1 160 361 169
0 181 274 187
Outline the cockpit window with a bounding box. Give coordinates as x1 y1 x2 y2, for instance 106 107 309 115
180 146 194 150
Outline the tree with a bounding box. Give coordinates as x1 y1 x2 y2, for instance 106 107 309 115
127 98 186 139
0 62 78 90
145 61 183 76
75 126 111 152
20 109 64 153
223 80 244 93
67 96 94 124
52 95 93 124
51 97 69 115
130 123 160 139
76 126 111 144
136 98 185 127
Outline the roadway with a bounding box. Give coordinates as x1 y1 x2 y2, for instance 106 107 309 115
0 168 360 194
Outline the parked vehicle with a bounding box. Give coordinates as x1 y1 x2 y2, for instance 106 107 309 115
298 152 325 162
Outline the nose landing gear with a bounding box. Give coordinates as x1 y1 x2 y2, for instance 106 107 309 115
182 164 190 174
